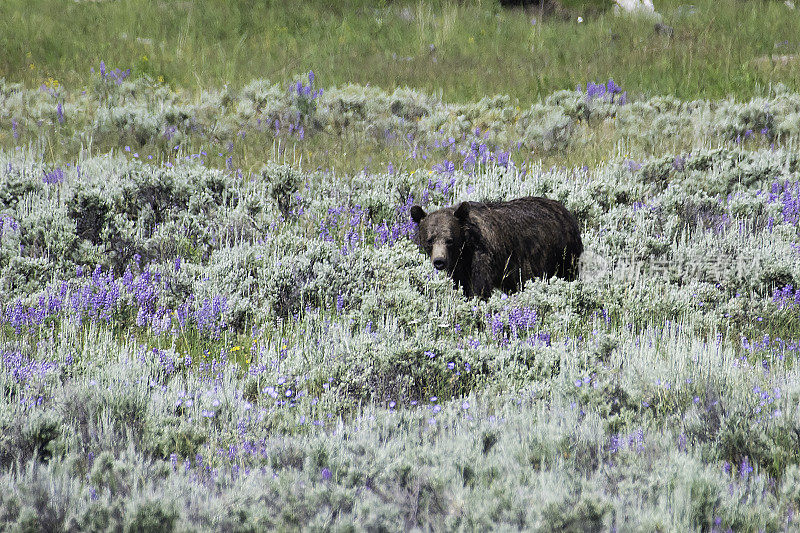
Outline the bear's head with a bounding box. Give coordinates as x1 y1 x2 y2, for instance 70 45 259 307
410 202 470 272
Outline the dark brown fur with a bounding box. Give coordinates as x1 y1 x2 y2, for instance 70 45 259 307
411 196 583 299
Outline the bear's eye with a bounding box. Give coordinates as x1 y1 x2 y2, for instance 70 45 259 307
444 238 453 246
427 238 434 246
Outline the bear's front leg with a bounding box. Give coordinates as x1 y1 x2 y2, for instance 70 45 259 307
468 252 494 299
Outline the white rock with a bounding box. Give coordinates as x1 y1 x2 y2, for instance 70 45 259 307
614 0 662 19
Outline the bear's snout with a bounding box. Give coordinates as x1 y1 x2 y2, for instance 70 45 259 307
431 243 449 270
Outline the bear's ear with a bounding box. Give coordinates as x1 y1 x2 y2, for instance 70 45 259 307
454 201 471 221
410 206 427 224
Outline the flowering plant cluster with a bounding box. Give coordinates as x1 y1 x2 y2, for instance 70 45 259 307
2 72 800 530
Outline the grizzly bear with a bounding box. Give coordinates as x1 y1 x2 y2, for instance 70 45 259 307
410 196 583 299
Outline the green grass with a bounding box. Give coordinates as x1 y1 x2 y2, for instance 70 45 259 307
2 0 799 103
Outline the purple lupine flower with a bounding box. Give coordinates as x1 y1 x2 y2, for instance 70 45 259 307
490 312 505 340
92 264 102 285
108 67 130 85
194 296 227 336
122 267 134 289
433 159 455 175
42 167 64 184
609 434 623 454
0 215 19 245
56 101 64 124
582 79 625 103
764 180 800 224
739 457 753 478
625 159 642 172
585 81 605 99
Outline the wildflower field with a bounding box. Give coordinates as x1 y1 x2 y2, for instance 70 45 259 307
3 0 800 530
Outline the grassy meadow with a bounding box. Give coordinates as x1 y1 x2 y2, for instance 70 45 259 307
2 0 800 530
2 0 800 102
